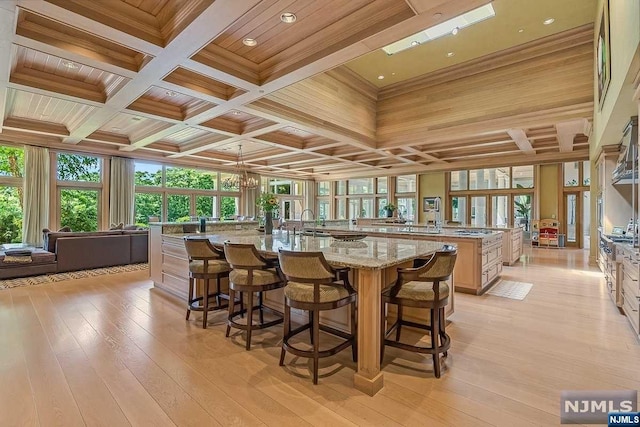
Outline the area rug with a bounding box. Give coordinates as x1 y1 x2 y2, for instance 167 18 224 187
486 280 533 300
0 263 148 290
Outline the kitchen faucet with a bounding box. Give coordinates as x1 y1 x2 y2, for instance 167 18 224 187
301 209 316 237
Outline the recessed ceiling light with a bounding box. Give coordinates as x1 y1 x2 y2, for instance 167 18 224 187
242 38 257 46
231 111 241 116
165 90 177 97
451 26 459 35
280 12 296 23
518 28 524 33
131 116 143 121
391 72 396 76
62 60 78 69
410 40 420 46
447 52 455 57
543 18 555 25
433 12 442 18
377 75 385 80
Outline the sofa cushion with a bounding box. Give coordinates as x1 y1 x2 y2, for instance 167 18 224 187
43 230 123 252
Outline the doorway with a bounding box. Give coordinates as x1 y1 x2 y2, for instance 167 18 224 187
564 191 581 247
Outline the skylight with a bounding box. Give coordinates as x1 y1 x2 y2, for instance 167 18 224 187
382 3 496 55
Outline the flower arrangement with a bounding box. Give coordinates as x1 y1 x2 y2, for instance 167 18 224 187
256 192 279 213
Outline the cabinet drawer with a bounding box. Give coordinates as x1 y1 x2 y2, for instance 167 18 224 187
163 242 188 259
622 294 639 334
622 271 640 300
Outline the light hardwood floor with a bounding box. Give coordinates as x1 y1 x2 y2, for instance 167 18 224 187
1 248 638 426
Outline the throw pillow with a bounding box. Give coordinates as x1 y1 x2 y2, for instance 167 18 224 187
58 226 71 232
109 222 124 230
123 224 138 230
42 228 51 233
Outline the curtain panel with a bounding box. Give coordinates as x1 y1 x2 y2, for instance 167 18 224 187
109 157 135 226
22 146 50 246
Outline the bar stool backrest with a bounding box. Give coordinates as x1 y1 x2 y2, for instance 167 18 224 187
278 250 335 283
184 237 223 261
223 242 267 269
417 245 457 282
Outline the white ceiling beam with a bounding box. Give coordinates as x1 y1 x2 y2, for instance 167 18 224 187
507 128 535 154
0 2 17 126
556 118 590 152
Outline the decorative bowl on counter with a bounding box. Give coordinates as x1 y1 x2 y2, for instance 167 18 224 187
329 232 367 241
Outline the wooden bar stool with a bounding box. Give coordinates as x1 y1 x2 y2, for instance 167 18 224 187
381 245 456 378
184 237 233 329
223 242 284 350
277 250 357 384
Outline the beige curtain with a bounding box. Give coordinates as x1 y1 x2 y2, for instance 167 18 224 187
109 157 135 225
22 146 49 246
241 172 260 218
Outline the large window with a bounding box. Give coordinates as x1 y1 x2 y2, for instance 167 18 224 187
348 178 374 194
57 153 102 231
448 166 535 229
396 175 416 193
134 161 239 223
317 181 330 196
0 145 24 244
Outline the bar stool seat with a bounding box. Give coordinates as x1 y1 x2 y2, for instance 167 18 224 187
224 242 284 350
184 237 234 329
278 250 357 384
381 244 456 378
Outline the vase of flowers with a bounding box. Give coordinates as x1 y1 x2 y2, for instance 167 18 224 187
257 193 279 234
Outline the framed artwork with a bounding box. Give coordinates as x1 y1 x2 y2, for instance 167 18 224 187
423 196 440 212
597 0 611 109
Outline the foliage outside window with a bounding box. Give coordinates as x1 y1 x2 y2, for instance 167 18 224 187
57 153 101 182
396 175 416 193
167 194 190 222
0 146 24 244
166 166 216 190
60 189 99 231
57 153 102 231
336 181 346 196
318 200 330 219
135 162 162 186
135 193 162 225
220 172 239 191
196 196 218 219
221 196 239 218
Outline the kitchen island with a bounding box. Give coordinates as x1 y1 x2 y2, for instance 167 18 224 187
150 223 450 395
292 223 504 294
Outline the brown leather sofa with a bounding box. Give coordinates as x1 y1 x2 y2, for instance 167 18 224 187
43 230 148 273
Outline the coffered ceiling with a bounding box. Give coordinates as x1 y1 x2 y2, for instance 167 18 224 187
0 0 596 180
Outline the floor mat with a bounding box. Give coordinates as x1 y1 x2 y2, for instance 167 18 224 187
486 280 533 300
0 263 148 290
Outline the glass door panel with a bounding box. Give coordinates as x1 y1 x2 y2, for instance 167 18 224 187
470 196 487 227
491 195 509 227
361 198 374 218
583 191 590 249
348 199 359 219
565 192 578 246
396 197 415 221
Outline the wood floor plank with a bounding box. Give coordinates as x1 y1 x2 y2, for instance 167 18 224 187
43 285 178 427
0 247 638 427
9 291 85 427
56 349 132 427
0 290 39 427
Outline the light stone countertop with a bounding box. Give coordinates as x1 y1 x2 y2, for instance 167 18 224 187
296 224 502 240
164 230 451 270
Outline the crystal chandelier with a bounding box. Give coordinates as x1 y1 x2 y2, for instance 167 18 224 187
222 144 259 190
